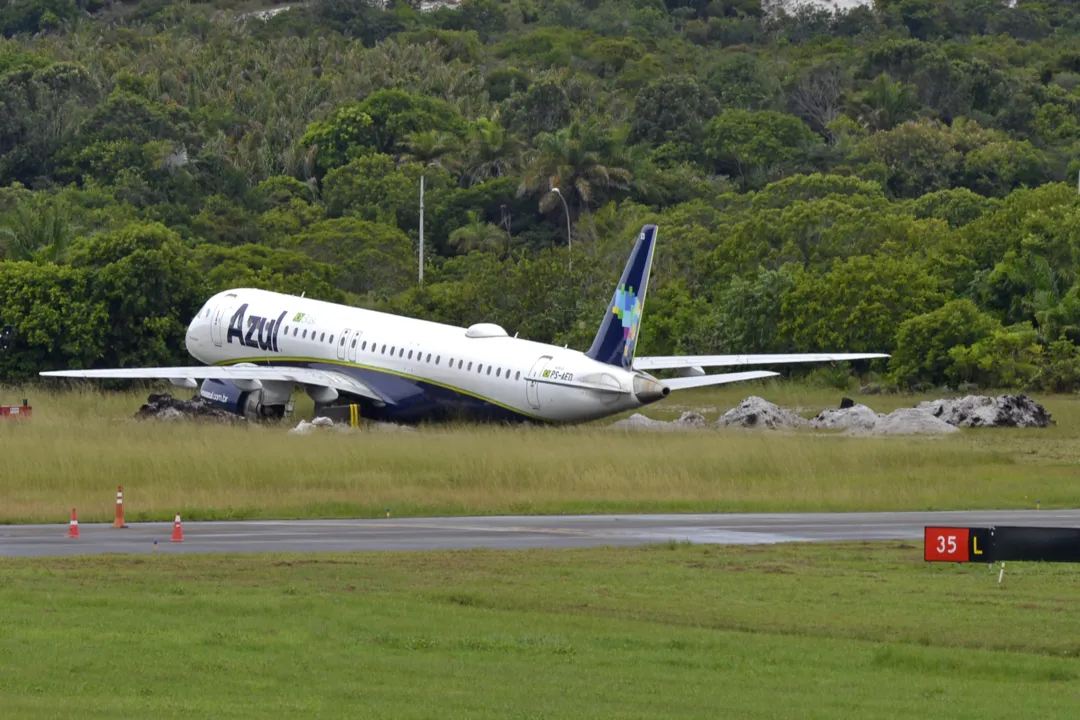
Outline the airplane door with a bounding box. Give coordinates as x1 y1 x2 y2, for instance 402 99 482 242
526 355 551 409
348 331 362 363
337 329 352 361
210 295 238 347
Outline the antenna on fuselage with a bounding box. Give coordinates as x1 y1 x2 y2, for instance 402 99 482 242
301 292 306 298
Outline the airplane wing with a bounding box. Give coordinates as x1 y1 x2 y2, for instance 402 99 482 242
663 371 779 391
634 353 889 371
39 366 390 404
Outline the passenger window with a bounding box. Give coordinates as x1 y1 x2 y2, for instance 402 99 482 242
320 332 326 342
399 348 404 357
283 326 289 335
381 345 386 354
390 346 395 355
496 368 501 378
408 350 413 359
436 355 441 365
478 364 483 373
293 328 298 337
340 337 346 346
426 353 431 363
467 362 473 371
302 329 307 339
487 366 492 375
459 360 464 369
362 341 367 351
515 371 520 380
329 335 334 344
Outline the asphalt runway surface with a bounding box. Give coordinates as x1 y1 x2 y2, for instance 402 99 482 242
3 510 1080 557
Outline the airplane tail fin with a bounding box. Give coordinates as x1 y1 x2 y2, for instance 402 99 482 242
586 224 657 370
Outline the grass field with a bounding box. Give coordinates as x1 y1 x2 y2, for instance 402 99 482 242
2 543 1079 718
1 382 1078 524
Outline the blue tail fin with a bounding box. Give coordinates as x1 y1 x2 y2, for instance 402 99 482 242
586 224 657 370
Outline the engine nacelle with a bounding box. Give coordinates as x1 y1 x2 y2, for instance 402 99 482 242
199 378 288 422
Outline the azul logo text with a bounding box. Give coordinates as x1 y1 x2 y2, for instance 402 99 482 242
227 303 287 352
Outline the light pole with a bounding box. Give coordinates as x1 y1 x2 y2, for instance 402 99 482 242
419 172 425 286
419 162 438 287
551 187 571 272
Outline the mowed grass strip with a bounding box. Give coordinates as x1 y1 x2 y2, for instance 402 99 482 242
1 543 1079 719
2 384 1079 523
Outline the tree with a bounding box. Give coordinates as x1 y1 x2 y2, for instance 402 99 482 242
518 120 633 225
286 218 414 298
890 299 1002 386
704 110 821 188
449 211 516 257
462 118 524 186
0 195 79 262
628 75 719 147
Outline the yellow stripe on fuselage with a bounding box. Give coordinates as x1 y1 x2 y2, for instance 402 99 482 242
215 355 545 421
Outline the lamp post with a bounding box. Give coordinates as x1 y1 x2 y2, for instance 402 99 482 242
551 187 571 272
419 162 439 287
419 173 425 286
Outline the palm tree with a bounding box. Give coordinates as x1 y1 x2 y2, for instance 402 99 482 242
518 120 633 227
450 211 515 257
463 117 524 186
0 199 78 263
851 74 919 132
400 130 462 172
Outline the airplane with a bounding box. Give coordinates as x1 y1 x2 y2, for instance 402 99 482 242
41 225 888 424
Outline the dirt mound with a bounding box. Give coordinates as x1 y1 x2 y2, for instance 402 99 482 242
134 393 243 423
716 397 808 430
916 394 1052 428
869 408 959 435
810 404 881 431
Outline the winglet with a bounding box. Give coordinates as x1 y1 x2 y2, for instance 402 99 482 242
586 224 657 370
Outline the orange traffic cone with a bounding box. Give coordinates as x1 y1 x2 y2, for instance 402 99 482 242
171 513 183 542
67 508 79 538
113 485 127 528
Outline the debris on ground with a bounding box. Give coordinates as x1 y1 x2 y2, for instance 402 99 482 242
810 404 881 431
289 416 416 434
134 393 243 422
715 396 808 430
674 411 708 427
290 416 335 434
862 408 959 436
916 394 1053 428
611 411 709 430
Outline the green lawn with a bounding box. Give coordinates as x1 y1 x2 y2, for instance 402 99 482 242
1 383 1078 523
2 543 1079 718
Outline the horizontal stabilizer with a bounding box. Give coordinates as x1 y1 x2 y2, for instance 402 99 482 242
40 365 389 404
664 371 779 391
636 353 889 371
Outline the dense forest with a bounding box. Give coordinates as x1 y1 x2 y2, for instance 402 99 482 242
2 0 1080 391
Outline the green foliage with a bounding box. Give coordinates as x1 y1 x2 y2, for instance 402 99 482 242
890 299 1001 387
1 1 1080 388
704 110 820 188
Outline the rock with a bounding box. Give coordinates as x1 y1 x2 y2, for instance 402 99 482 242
716 397 808 430
311 416 335 428
673 411 708 427
839 397 855 409
869 408 959 436
915 394 1052 428
811 404 881 431
134 393 243 423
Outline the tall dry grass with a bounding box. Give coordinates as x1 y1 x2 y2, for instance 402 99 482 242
1 384 1078 523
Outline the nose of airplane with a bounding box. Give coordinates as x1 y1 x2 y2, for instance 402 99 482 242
185 312 203 354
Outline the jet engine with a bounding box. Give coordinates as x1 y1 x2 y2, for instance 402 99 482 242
198 378 292 421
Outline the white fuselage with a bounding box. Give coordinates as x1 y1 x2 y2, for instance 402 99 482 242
184 288 655 423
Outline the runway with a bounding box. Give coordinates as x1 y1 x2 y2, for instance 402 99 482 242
2 510 1080 557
